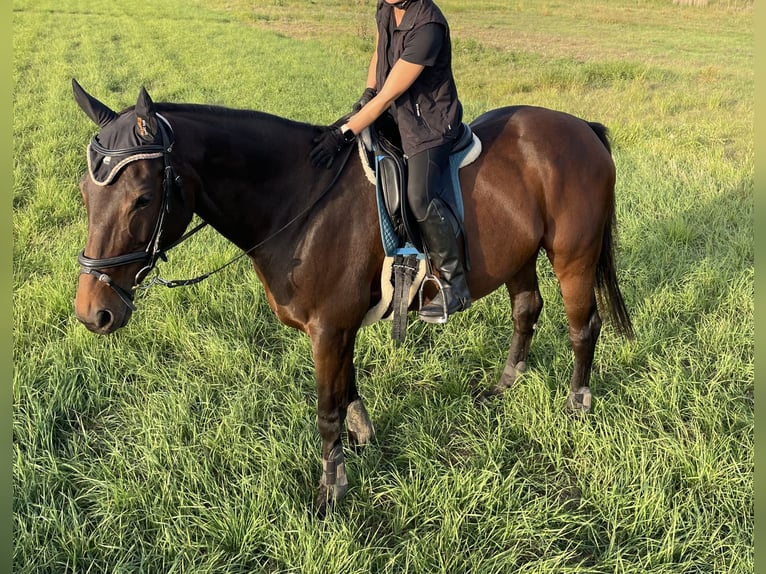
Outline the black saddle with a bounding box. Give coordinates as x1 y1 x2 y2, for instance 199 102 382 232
371 115 474 256
363 115 477 343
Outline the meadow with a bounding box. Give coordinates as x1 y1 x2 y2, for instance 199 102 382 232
13 0 753 572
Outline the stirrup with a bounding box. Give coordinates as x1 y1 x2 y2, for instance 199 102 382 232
418 274 448 324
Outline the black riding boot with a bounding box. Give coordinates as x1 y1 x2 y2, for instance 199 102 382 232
417 199 472 324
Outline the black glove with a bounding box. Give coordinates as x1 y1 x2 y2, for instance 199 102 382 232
309 126 353 169
330 113 352 129
352 87 377 113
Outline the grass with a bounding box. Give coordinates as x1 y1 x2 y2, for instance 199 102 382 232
13 0 753 572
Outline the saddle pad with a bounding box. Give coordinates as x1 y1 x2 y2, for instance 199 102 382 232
449 133 482 220
376 182 400 257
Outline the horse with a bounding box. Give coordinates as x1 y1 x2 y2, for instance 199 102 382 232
71 79 634 515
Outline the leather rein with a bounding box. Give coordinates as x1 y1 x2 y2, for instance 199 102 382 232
78 118 354 312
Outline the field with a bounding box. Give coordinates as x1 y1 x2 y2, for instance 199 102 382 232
13 0 753 572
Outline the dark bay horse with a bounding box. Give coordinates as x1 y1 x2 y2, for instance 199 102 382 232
71 80 634 514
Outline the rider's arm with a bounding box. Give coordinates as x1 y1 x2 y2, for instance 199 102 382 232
342 23 444 137
342 59 425 136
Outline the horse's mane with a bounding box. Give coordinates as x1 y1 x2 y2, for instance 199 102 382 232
119 102 316 131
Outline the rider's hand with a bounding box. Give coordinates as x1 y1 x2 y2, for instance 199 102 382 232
352 88 376 113
309 126 353 169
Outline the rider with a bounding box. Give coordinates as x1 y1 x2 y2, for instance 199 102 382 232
309 0 471 324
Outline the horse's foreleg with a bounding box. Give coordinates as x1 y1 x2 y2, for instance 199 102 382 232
346 393 375 448
558 271 602 414
310 325 365 515
493 258 543 394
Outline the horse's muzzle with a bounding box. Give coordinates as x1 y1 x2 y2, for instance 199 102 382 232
74 274 133 334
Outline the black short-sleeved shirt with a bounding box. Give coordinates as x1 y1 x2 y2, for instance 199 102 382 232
398 23 444 67
376 0 462 156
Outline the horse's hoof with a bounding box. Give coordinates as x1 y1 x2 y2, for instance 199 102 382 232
346 398 375 447
480 381 512 403
477 387 501 404
315 482 348 519
494 377 514 392
492 361 527 395
316 443 348 518
566 387 592 414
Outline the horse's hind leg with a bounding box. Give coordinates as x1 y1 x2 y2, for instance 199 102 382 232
493 257 543 394
557 268 602 414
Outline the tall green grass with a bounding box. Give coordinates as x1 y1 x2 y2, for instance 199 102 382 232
14 0 752 572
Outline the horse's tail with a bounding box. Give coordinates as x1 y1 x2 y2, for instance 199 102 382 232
590 122 635 340
596 213 635 339
588 121 612 154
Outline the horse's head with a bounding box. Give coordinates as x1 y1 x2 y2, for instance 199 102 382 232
72 80 193 334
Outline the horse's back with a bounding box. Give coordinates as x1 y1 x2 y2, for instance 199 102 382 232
471 105 614 173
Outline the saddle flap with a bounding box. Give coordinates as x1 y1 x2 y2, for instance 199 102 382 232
371 120 481 258
377 154 402 218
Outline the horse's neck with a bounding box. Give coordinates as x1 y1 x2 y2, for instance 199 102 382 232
170 109 321 251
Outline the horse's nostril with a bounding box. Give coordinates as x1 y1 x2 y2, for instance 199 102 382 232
95 310 113 329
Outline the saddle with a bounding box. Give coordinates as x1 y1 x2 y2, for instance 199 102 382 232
370 118 477 256
360 116 482 343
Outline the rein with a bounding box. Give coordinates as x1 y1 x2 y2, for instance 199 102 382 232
145 142 354 289
80 119 355 310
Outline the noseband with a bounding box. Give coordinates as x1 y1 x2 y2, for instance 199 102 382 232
78 116 181 311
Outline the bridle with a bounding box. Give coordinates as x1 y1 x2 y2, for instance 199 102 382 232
78 117 356 312
77 116 191 311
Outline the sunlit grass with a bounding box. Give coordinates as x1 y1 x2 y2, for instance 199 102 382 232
13 0 752 572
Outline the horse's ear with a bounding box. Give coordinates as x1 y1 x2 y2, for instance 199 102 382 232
135 86 159 142
72 78 118 128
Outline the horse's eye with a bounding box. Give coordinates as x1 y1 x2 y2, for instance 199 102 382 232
133 194 154 210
